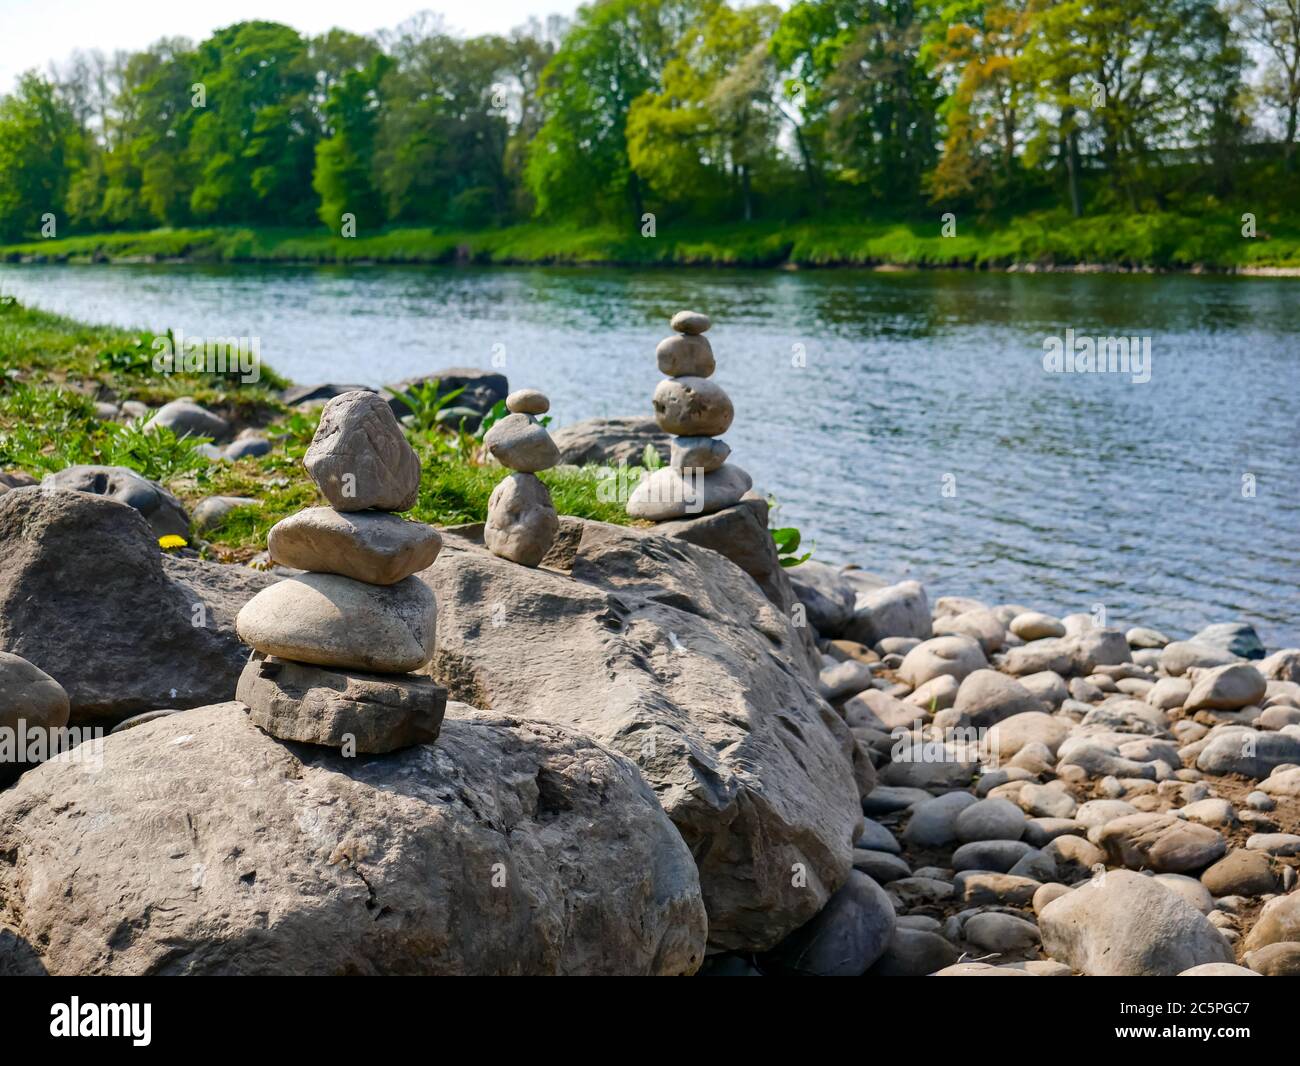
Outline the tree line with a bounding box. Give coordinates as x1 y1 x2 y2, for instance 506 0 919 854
0 0 1297 242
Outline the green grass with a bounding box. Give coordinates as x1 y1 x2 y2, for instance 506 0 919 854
5 209 1300 269
0 296 638 560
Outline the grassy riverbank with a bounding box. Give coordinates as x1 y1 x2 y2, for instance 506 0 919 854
0 297 632 558
4 209 1300 271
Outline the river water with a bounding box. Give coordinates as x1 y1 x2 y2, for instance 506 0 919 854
2 262 1297 647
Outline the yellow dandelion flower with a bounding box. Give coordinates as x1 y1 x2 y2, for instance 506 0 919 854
158 534 187 550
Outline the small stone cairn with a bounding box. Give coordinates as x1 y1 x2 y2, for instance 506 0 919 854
235 391 447 753
627 310 751 520
481 388 560 567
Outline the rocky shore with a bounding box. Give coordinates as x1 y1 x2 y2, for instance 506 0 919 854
0 314 1296 976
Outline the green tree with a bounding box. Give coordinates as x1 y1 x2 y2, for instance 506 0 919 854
526 0 708 226
1230 0 1300 169
628 3 783 220
313 54 391 228
0 74 78 240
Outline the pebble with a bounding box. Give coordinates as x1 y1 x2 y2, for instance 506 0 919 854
145 399 230 440
192 495 258 533
656 334 715 378
952 839 1036 873
625 463 752 521
856 818 902 854
852 849 911 883
670 310 710 334
1245 832 1300 856
964 912 1041 953
1009 611 1065 640
505 388 550 415
954 871 1041 906
901 791 979 846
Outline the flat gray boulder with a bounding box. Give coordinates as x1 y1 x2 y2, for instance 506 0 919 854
0 702 706 975
551 416 670 468
417 520 861 953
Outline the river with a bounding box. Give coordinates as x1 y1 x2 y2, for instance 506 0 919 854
2 261 1297 646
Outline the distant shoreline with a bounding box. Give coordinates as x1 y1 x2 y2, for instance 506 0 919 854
3 217 1299 275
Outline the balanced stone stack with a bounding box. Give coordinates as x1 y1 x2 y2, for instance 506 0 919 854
627 310 752 520
481 388 560 567
234 391 447 753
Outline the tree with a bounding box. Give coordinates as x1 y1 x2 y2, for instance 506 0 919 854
772 0 940 208
628 3 783 220
526 0 708 226
1230 0 1300 168
0 74 78 240
313 54 391 228
923 0 1037 205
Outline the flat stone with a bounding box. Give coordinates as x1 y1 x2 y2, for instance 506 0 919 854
955 797 1027 842
237 654 447 753
964 912 1040 953
952 839 1035 873
1192 622 1265 660
652 376 733 437
856 818 902 854
1243 942 1300 975
954 871 1041 905
1185 663 1267 712
900 636 987 689
303 391 421 512
550 416 669 468
670 310 710 334
1010 611 1065 640
483 413 560 473
236 572 437 673
1197 729 1300 779
1243 892 1300 952
223 434 271 460
1260 767 1300 797
670 435 729 472
505 388 549 415
145 399 229 440
656 334 715 377
851 849 910 883
625 463 751 520
1127 626 1171 649
868 926 960 976
1160 641 1237 676
1097 813 1227 873
1245 833 1300 856
953 669 1043 727
268 507 443 585
1038 870 1234 975
484 472 558 568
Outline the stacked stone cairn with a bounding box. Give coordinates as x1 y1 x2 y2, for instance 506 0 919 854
234 391 447 753
481 388 560 567
627 310 752 520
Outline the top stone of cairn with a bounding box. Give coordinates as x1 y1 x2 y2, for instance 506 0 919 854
671 310 710 335
303 391 421 512
506 388 550 415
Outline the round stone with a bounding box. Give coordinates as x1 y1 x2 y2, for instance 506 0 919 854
483 413 560 473
670 310 710 335
652 377 733 437
235 572 438 674
656 334 715 378
506 389 549 416
670 436 729 473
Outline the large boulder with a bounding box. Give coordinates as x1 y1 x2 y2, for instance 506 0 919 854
656 495 819 676
0 488 277 725
1192 622 1265 660
0 702 706 975
417 521 862 953
40 464 189 538
785 560 856 638
1038 871 1235 975
843 580 931 646
758 871 895 976
551 416 670 468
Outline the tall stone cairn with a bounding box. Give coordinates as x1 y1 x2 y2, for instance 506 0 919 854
481 388 561 567
627 310 752 520
234 391 447 753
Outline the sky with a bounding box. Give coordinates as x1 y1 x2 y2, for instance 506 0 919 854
0 0 580 94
